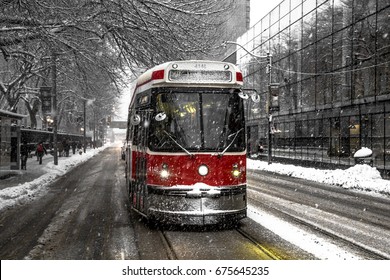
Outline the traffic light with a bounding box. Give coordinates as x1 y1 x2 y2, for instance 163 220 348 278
107 116 111 125
266 52 272 74
268 83 280 112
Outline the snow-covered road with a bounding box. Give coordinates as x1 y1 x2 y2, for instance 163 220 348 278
1 142 389 259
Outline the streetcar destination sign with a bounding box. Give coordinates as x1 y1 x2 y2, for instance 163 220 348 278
168 70 232 83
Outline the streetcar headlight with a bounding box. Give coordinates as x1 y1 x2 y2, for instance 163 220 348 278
232 164 241 178
160 169 169 179
160 163 169 179
198 164 209 176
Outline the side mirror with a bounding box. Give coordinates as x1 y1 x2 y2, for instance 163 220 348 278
251 93 260 103
130 114 141 125
155 112 167 122
238 91 249 100
240 89 260 103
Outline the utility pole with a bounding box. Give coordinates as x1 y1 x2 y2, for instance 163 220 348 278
83 99 87 153
51 51 58 165
222 41 274 164
266 52 272 165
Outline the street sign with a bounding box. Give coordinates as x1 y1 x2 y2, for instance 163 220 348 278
109 121 127 129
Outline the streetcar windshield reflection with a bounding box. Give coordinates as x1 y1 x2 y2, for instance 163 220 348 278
149 89 245 152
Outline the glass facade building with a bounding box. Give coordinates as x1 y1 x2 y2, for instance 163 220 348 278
231 0 390 174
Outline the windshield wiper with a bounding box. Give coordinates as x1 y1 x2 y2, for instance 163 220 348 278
215 128 243 158
163 130 194 157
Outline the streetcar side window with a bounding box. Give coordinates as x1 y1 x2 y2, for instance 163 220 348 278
129 91 152 146
129 109 140 146
136 94 150 107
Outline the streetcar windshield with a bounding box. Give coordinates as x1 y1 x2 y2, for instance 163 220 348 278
149 89 245 153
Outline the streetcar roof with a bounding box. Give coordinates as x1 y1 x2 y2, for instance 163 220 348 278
134 60 243 93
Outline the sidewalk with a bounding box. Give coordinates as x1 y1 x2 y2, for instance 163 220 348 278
0 152 80 190
0 145 113 211
248 158 390 197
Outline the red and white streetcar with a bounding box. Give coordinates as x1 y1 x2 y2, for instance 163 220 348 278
125 60 247 225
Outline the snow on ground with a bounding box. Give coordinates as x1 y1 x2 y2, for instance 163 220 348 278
1 144 389 259
248 159 390 197
3 145 388 212
0 145 110 211
247 157 390 259
247 205 361 260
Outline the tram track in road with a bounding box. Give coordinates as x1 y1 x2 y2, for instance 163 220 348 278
128 202 289 259
152 222 297 260
247 172 390 259
249 195 388 259
234 227 281 260
129 205 315 260
158 230 178 260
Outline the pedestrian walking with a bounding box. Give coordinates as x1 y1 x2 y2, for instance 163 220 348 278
63 140 70 157
71 141 76 154
20 141 29 170
36 142 47 165
77 141 83 154
58 141 64 157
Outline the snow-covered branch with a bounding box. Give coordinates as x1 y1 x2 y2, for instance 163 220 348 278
0 0 232 126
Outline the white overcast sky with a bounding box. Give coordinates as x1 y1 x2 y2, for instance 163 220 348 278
250 0 280 27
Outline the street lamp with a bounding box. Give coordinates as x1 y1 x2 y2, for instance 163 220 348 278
79 97 95 153
46 116 54 130
222 41 274 164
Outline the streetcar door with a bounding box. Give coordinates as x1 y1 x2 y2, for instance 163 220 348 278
126 114 138 199
134 110 151 214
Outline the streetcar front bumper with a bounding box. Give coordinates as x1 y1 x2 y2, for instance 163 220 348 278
147 184 247 225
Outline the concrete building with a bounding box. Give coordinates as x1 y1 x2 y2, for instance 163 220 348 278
208 0 250 61
0 110 24 173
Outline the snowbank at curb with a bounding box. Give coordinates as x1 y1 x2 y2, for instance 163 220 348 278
0 146 107 211
247 159 390 196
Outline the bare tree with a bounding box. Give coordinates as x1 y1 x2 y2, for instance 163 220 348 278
0 0 233 119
